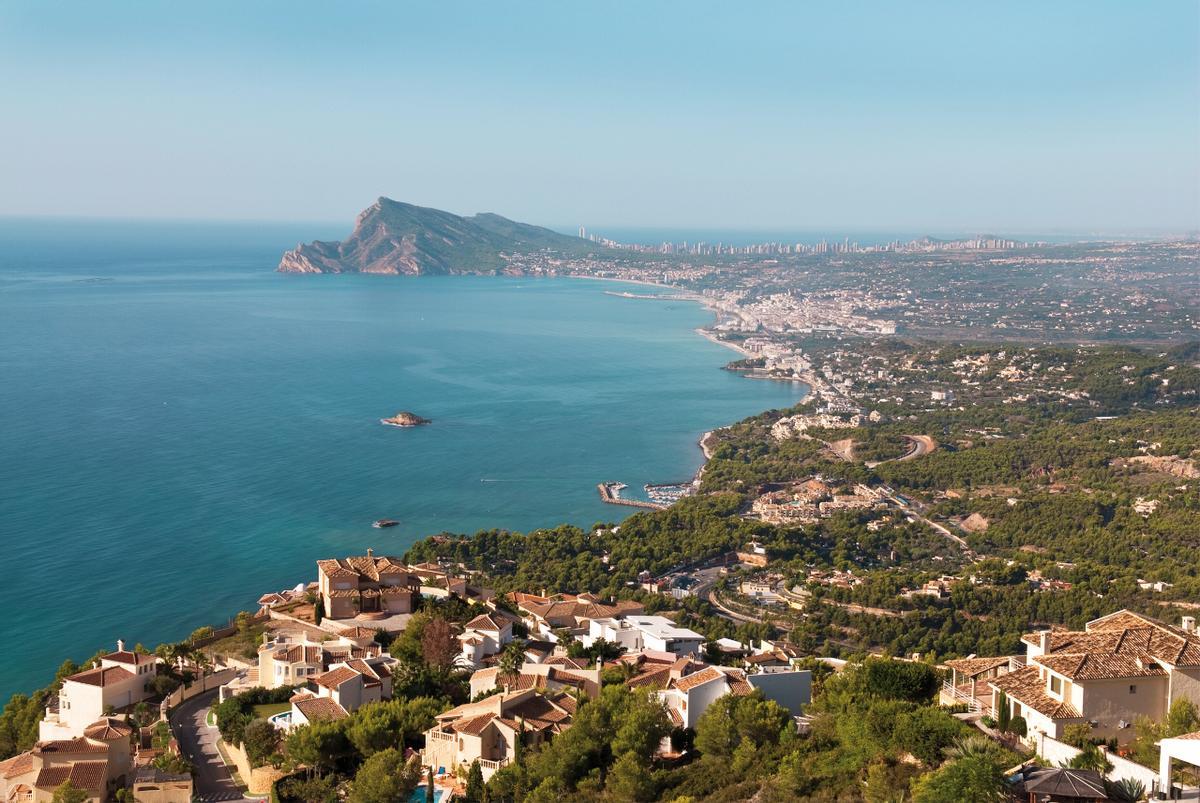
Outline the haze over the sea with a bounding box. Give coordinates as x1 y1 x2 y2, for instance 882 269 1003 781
0 218 805 697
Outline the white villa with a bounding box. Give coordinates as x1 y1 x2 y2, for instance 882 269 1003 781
579 615 705 657
39 642 159 741
943 611 1200 746
458 613 513 668
221 630 391 700
421 689 576 782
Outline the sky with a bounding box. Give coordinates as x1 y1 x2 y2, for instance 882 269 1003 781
0 1 1197 233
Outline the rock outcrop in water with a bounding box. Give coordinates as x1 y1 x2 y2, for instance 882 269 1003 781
278 197 597 275
380 411 431 427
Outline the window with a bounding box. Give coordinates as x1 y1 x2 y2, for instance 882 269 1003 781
1049 676 1062 696
1129 684 1137 694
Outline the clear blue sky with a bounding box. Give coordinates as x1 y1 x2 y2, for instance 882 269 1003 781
1 1 1196 232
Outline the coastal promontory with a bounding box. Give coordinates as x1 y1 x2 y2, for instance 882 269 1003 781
278 197 597 275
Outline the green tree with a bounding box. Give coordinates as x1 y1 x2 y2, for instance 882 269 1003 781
1166 698 1199 736
1065 742 1112 775
497 642 525 686
606 751 657 802
862 659 939 702
464 760 485 803
242 718 278 766
190 626 215 643
910 753 1006 803
349 748 420 803
891 706 963 766
694 692 789 759
286 720 352 775
279 773 337 803
345 704 401 758
995 690 1011 733
51 781 90 803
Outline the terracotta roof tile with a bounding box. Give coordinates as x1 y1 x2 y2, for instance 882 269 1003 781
944 656 1011 677
84 718 133 740
313 666 361 689
0 752 33 780
464 614 504 632
669 666 724 693
626 667 672 690
452 713 497 736
67 665 135 687
103 650 157 666
989 666 1082 720
1035 652 1166 681
35 761 108 791
294 696 348 722
723 669 754 696
35 738 110 755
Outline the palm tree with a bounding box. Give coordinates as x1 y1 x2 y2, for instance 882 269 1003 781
497 643 525 690
944 734 1002 761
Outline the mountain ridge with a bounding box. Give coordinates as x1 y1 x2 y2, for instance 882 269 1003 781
277 197 596 275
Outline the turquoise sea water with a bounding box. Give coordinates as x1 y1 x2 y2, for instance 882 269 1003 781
0 219 805 697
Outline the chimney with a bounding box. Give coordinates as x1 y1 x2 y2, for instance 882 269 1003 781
1183 616 1197 634
366 547 374 558
117 639 126 653
1038 630 1051 653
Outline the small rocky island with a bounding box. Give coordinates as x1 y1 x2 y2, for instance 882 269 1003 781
380 411 431 428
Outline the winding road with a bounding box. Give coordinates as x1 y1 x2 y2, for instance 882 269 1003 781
169 688 250 802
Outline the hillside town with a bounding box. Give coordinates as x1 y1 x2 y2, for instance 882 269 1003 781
7 541 1200 802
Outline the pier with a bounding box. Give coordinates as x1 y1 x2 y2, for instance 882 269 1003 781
597 482 666 510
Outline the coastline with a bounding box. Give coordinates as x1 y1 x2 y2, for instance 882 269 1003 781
4 272 803 700
572 272 809 494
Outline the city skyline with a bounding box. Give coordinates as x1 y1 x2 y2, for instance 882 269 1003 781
0 2 1197 230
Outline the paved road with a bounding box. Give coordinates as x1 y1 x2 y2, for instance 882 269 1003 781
169 688 251 802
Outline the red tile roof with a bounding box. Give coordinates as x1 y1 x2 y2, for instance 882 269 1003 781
1036 653 1166 681
34 761 108 791
313 666 361 689
464 614 504 632
35 738 110 755
84 718 133 740
0 751 33 780
67 665 135 687
669 666 724 693
989 666 1082 720
722 669 754 696
103 650 157 666
944 656 1011 677
294 696 349 722
452 713 497 736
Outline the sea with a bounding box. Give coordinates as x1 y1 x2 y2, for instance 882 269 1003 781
0 218 805 697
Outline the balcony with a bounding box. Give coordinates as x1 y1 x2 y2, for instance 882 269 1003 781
941 680 993 716
479 757 510 771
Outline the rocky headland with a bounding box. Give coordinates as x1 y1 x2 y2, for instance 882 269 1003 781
278 197 598 275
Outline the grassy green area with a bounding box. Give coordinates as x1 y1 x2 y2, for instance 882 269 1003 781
204 614 268 661
251 702 290 719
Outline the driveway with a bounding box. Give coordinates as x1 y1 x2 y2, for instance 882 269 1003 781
169 688 251 802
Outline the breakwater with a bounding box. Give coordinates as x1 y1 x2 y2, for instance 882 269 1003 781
597 482 666 510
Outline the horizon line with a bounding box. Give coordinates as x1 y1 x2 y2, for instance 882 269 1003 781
0 212 1195 241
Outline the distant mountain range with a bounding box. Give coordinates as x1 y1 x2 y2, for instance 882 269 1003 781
278 198 596 275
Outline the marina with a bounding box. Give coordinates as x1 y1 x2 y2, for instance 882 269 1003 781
597 481 666 510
